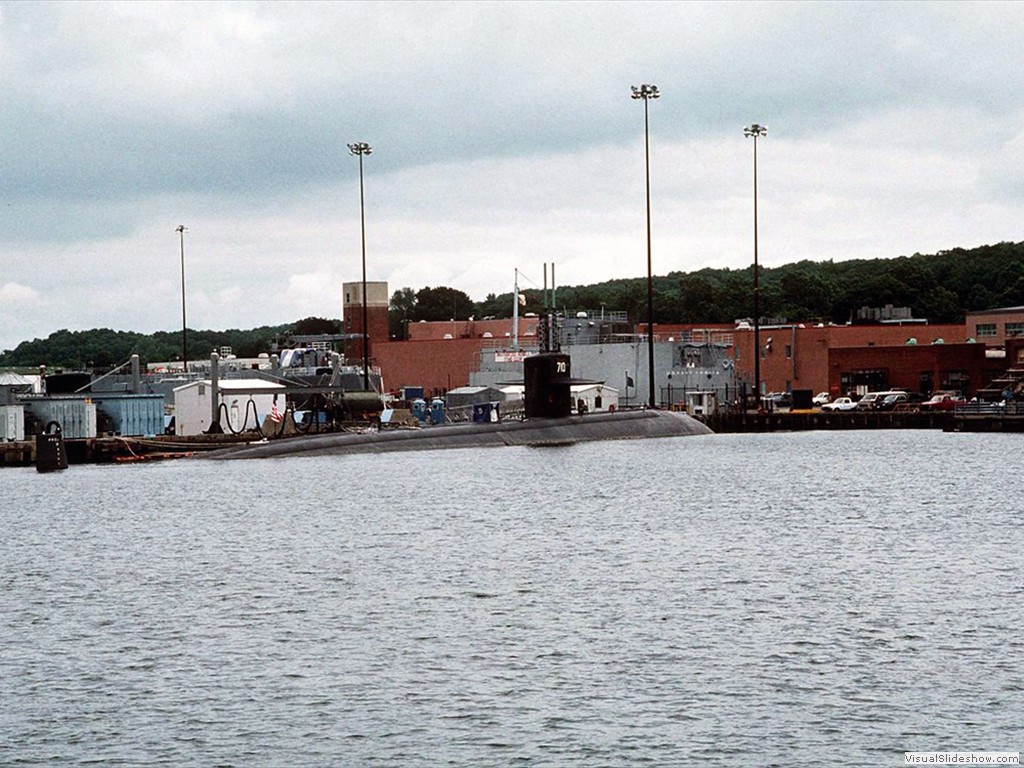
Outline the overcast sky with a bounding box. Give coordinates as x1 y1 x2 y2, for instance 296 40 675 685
1 1 1022 352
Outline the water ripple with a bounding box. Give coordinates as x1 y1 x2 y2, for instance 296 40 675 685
1 432 1022 765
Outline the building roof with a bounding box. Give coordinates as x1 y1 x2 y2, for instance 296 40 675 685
571 384 619 395
966 306 1024 316
447 385 502 395
173 379 286 392
0 372 33 386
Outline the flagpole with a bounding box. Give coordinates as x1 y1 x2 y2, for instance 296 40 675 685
512 268 520 351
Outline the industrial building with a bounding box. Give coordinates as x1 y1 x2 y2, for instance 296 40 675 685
965 306 1024 348
366 282 1020 405
342 280 390 365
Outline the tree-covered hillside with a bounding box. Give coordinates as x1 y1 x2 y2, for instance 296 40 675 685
525 241 1024 326
5 242 1023 367
0 318 337 370
384 241 1023 336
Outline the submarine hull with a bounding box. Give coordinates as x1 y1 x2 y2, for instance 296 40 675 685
205 409 712 460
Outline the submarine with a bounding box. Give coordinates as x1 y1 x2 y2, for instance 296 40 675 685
205 337 712 461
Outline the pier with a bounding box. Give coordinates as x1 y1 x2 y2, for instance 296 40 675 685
698 405 1024 433
5 407 1022 468
698 410 956 433
0 434 247 468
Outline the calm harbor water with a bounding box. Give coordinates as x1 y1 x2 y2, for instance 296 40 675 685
2 430 1022 766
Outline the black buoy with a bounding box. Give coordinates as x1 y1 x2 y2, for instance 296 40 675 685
36 420 69 473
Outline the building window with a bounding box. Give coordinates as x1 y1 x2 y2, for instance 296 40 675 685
1005 322 1024 337
940 370 969 394
919 371 934 395
840 368 888 395
976 323 997 338
785 344 792 358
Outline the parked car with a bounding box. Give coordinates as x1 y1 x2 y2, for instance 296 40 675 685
762 391 792 409
876 392 910 411
812 391 831 406
855 392 886 410
920 393 965 411
822 396 858 412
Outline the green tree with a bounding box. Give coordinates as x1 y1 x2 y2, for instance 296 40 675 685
677 274 720 323
997 276 1024 308
388 287 418 339
473 292 511 319
777 269 837 320
917 286 962 323
717 271 756 323
291 317 342 336
412 287 475 322
964 283 995 312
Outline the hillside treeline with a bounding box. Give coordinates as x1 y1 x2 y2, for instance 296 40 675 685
4 241 1023 369
470 241 1024 328
0 319 336 371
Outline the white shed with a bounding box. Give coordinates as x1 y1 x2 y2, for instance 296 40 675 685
499 385 525 400
173 379 285 436
686 390 719 416
0 404 25 442
570 384 619 413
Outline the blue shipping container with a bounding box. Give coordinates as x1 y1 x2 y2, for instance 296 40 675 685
93 394 166 436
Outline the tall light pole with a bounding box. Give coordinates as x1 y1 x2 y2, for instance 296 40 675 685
176 224 188 372
347 141 372 391
631 83 660 408
744 124 767 408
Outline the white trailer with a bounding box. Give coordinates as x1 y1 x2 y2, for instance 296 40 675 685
173 379 285 436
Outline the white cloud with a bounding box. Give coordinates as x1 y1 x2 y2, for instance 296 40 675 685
283 270 340 319
6 3 279 122
0 282 41 304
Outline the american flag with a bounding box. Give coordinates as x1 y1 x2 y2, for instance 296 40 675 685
270 400 282 423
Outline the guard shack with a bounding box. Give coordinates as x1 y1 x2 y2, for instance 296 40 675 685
686 390 719 417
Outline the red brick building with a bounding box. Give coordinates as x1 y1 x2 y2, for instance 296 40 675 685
374 317 541 397
345 282 541 397
371 318 1000 400
359 289 1011 401
373 318 543 397
407 316 540 342
343 281 389 364
965 306 1024 347
827 342 1003 397
733 322 970 396
373 338 487 397
652 321 971 396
